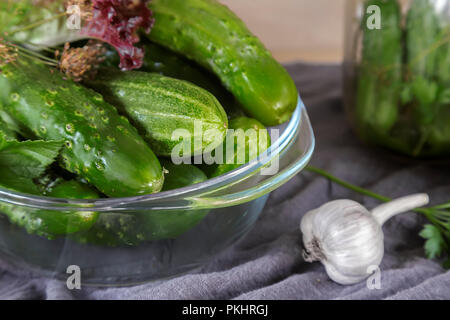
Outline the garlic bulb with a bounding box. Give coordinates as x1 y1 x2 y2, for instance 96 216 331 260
300 194 430 285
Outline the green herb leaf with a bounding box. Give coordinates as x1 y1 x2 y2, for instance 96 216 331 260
411 76 440 124
0 110 20 140
0 172 40 195
0 133 62 193
411 76 439 106
419 224 446 259
400 84 413 104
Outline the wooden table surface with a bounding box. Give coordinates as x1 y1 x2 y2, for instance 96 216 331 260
220 0 345 63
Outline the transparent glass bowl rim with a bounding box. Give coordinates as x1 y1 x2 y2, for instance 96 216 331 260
0 95 314 211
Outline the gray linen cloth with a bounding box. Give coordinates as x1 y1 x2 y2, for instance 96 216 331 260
1 63 449 300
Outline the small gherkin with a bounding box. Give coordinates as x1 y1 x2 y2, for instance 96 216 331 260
0 180 100 239
86 69 229 157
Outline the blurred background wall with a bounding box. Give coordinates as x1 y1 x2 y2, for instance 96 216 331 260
220 0 346 63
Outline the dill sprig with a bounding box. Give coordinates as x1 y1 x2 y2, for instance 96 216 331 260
0 38 106 82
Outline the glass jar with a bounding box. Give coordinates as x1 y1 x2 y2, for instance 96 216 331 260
344 0 450 157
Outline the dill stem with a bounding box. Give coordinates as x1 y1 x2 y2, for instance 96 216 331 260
7 12 67 36
305 165 448 233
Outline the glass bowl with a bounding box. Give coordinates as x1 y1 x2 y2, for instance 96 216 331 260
0 96 315 286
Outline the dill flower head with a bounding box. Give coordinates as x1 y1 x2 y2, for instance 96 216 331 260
59 40 106 81
0 39 18 68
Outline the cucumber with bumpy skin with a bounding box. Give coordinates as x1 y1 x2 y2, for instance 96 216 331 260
47 180 98 199
87 70 228 157
103 42 244 119
161 159 208 191
0 58 164 197
0 179 99 239
74 161 208 246
141 42 245 119
147 0 298 126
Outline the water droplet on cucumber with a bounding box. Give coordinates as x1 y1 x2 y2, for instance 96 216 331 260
10 93 19 101
95 161 105 171
65 123 74 133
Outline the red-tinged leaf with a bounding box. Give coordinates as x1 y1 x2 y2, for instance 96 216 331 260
80 0 154 71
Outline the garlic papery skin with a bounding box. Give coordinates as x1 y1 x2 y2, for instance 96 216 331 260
300 194 430 285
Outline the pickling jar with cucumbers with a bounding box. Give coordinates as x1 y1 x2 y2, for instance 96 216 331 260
344 0 450 157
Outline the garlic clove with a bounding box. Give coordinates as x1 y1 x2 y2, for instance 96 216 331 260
323 260 379 285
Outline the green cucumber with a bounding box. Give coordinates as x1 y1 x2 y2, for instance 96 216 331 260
356 0 402 137
103 42 244 119
47 180 99 199
141 42 245 119
202 117 271 178
0 179 99 239
0 58 164 197
406 0 440 80
405 0 441 127
147 0 298 126
87 70 228 157
161 159 207 191
74 161 208 246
